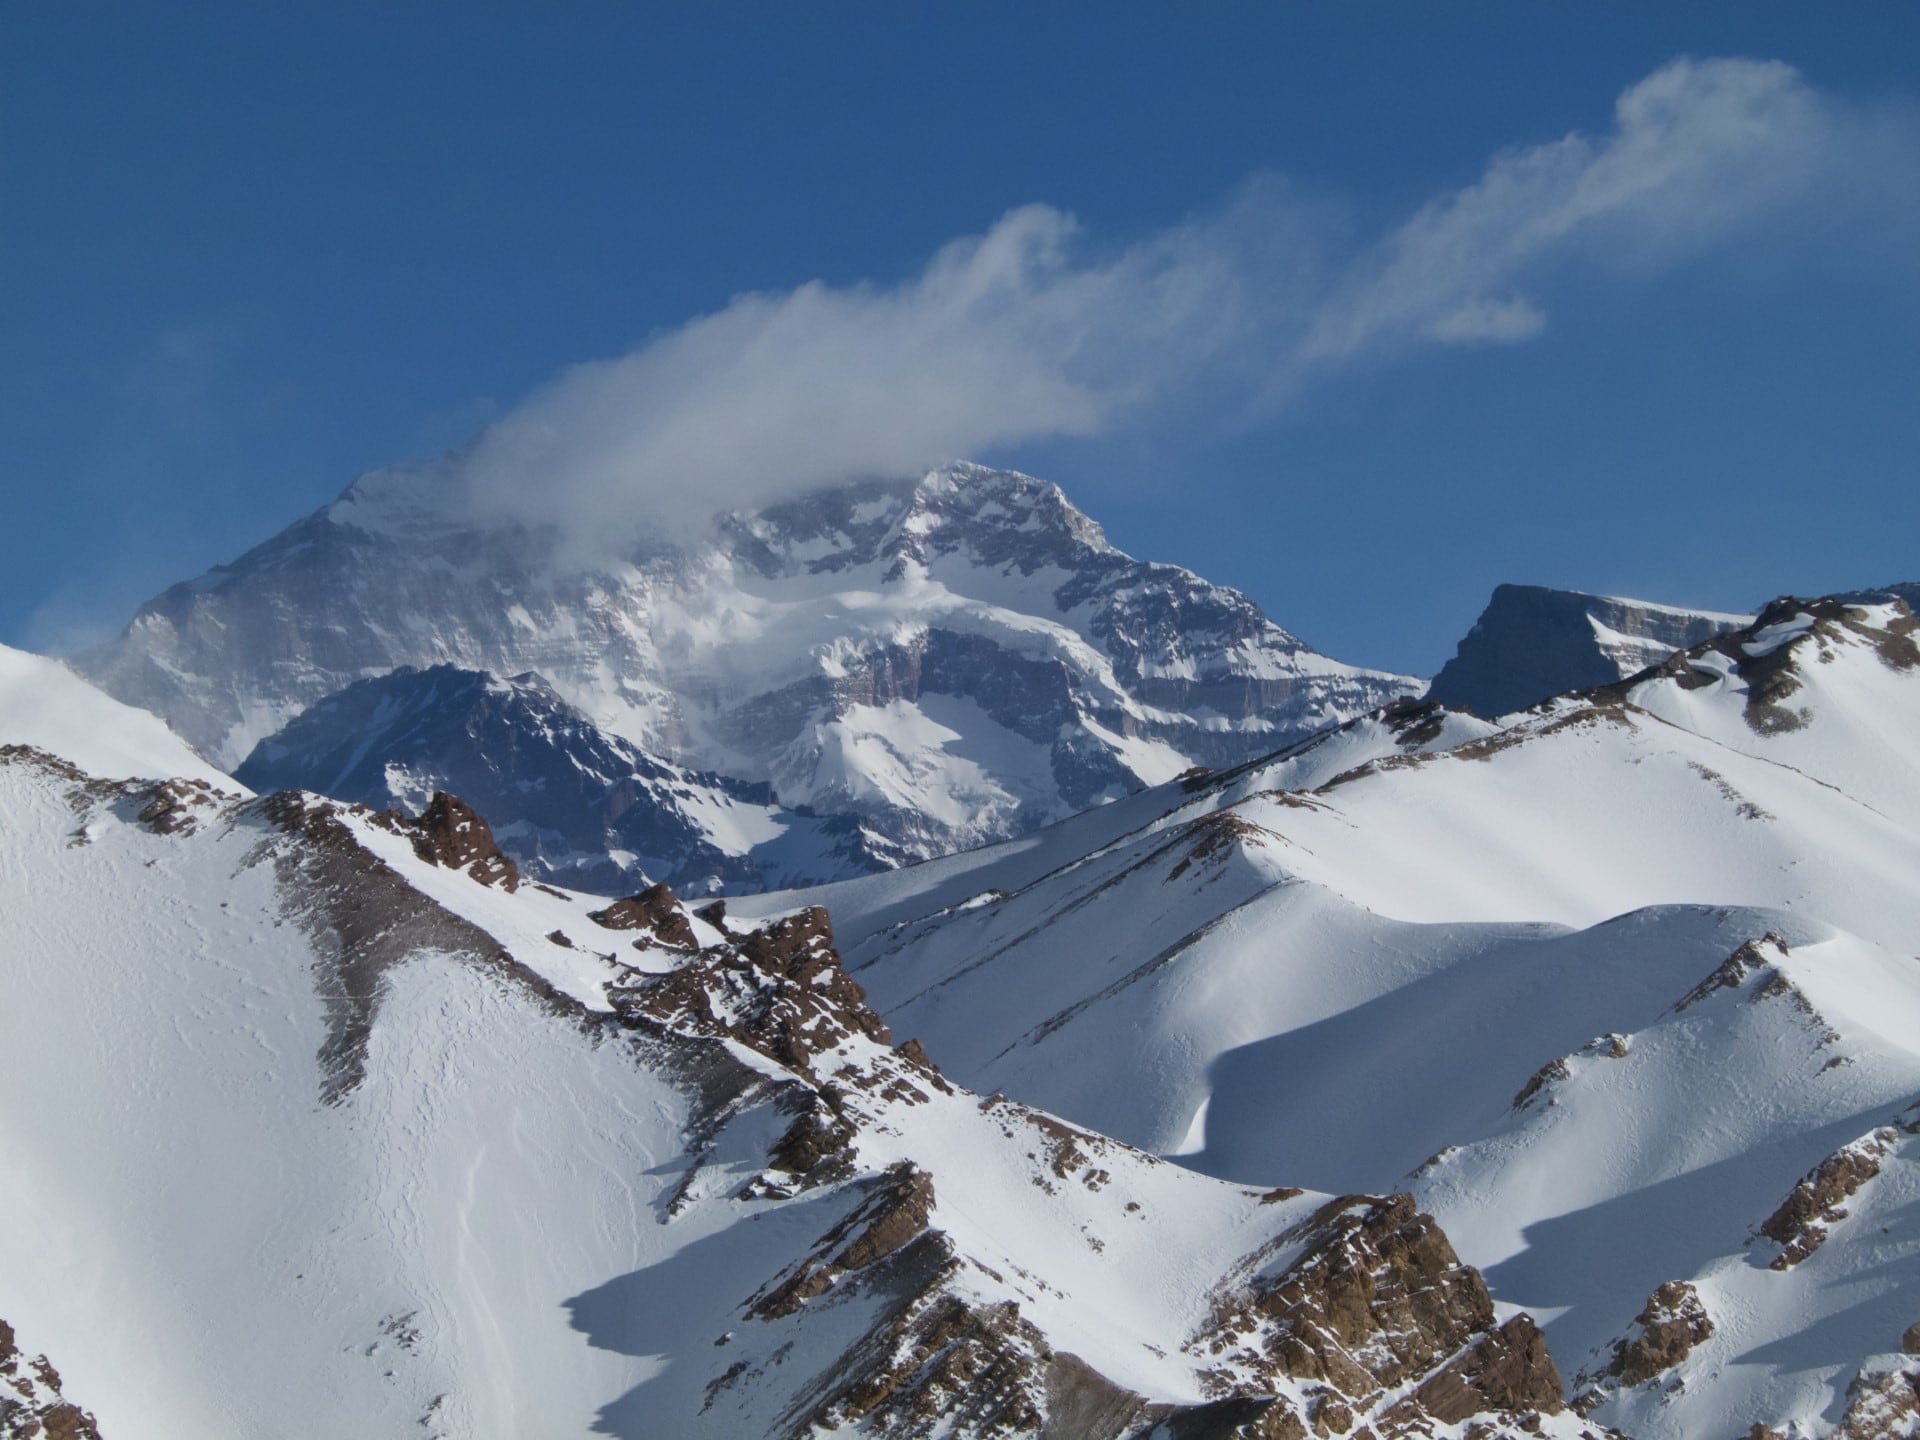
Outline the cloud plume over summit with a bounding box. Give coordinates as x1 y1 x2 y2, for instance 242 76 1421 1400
449 56 1917 555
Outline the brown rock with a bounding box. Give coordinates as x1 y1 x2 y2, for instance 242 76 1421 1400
1608 1281 1713 1386
401 791 519 889
1903 1322 1920 1356
588 881 697 949
752 1163 937 1318
1513 1058 1570 1110
1415 1314 1565 1422
611 906 893 1079
1831 1360 1920 1438
0 1316 103 1440
1762 1129 1896 1269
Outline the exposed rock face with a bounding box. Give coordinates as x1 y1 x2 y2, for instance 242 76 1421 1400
1760 1128 1898 1269
1606 1282 1714 1387
609 905 894 1081
1829 1358 1920 1439
79 463 1418 886
0 1319 101 1440
589 880 700 950
1430 584 1748 718
373 790 520 890
751 1163 941 1319
234 665 875 895
1185 1193 1566 1434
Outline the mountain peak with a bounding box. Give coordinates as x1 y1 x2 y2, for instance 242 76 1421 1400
1429 583 1751 717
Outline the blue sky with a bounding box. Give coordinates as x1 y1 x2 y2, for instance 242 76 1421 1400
4 4 1917 674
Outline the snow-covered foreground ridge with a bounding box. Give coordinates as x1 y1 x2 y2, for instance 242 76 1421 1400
74 462 1418 892
735 594 1920 1440
7 589 1920 1439
1 649 1586 1438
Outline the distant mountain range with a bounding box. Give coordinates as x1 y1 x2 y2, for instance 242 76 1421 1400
76 462 1418 892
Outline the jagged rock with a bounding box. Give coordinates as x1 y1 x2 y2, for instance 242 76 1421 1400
1641 595 1920 737
1674 935 1789 1011
132 777 221 835
1904 1322 1920 1357
261 791 570 1101
0 1318 102 1440
610 906 891 1079
1188 1192 1563 1428
1761 1129 1898 1269
1514 1058 1571 1110
1606 1281 1714 1387
370 790 519 890
589 880 699 949
1829 1358 1920 1439
752 1163 939 1319
1410 1313 1565 1423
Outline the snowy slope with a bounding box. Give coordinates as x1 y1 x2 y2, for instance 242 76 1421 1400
75 462 1418 878
0 731 1582 1437
741 594 1920 1440
0 642 230 789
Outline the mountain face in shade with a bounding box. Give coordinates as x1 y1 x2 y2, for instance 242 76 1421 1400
1428 583 1751 718
234 664 877 895
76 461 1419 883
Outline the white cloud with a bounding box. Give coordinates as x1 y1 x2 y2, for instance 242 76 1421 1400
1296 57 1910 367
446 57 1914 555
1426 297 1549 346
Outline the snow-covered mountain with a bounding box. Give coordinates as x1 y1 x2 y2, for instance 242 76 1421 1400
0 648 1585 1440
1428 583 1751 718
232 664 878 894
74 461 1419 885
18 530 1920 1438
733 594 1920 1440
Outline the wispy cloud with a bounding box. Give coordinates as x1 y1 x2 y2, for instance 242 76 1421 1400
446 57 1916 554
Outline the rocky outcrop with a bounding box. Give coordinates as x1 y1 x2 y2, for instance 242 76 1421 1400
752 1163 941 1319
1640 595 1920 737
1674 935 1789 1011
1606 1282 1714 1387
0 1319 101 1440
609 906 894 1080
1760 1128 1898 1269
260 791 572 1101
589 880 699 949
1186 1193 1566 1435
382 790 519 889
1829 1358 1920 1439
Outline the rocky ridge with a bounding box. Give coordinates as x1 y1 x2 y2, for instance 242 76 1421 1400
0 1320 99 1440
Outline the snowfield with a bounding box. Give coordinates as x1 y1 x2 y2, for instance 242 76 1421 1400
6 579 1919 1438
737 594 1920 1440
